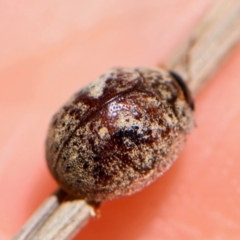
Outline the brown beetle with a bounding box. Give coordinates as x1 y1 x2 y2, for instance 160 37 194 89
46 67 194 202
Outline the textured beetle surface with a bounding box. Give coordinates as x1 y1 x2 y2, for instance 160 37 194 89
46 67 194 202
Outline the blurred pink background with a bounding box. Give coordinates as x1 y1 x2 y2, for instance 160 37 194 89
1 0 240 239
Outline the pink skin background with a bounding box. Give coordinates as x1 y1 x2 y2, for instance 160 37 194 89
0 0 240 239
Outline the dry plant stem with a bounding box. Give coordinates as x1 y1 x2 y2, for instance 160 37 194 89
31 196 95 240
167 0 240 94
13 1 240 239
13 189 95 240
13 190 64 240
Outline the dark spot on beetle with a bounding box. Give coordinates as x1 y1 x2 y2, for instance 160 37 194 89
133 111 142 120
89 123 94 131
113 126 150 146
161 126 171 138
93 156 101 162
63 105 71 112
88 137 95 145
99 170 106 179
65 164 72 172
69 108 77 116
76 179 81 183
150 80 160 89
158 118 164 125
73 141 78 147
93 164 111 184
83 162 89 169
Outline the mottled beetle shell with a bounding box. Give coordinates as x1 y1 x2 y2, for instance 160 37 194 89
46 67 194 202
